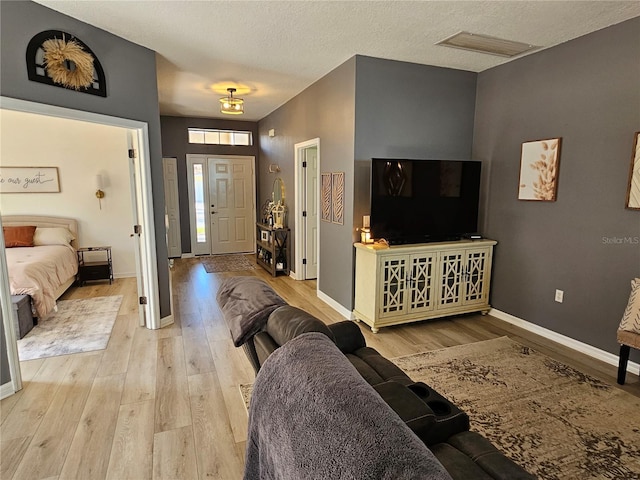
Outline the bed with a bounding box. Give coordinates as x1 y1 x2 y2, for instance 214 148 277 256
2 215 79 319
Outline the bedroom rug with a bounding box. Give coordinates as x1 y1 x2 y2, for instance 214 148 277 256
240 336 640 479
201 254 257 273
17 295 123 361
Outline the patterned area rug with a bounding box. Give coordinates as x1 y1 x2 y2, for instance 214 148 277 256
17 295 123 361
201 254 257 273
392 336 640 480
240 336 640 479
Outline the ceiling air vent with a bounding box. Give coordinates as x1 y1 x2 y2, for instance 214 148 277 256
437 31 538 58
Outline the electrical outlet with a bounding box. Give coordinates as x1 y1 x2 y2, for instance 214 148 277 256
555 289 564 303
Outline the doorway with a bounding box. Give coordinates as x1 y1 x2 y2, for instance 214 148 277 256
0 96 161 397
186 154 256 255
294 139 320 280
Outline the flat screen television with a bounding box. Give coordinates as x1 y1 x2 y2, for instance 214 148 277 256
370 158 481 244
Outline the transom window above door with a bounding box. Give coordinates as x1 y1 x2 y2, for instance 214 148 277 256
188 128 252 146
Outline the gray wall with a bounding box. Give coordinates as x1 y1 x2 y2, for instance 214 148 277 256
353 55 478 254
474 17 640 358
160 116 259 253
0 1 171 321
258 58 356 308
258 55 477 311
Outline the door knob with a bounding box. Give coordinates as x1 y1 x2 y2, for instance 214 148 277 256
211 211 217 214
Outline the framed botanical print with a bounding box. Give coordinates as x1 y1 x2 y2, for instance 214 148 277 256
626 131 640 210
518 138 562 201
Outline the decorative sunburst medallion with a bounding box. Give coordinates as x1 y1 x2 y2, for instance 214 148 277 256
26 30 107 97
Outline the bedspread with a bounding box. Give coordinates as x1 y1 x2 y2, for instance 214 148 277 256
6 245 78 318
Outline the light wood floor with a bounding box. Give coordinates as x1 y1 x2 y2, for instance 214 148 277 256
2 256 638 479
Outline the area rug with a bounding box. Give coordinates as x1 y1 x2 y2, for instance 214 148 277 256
17 295 123 361
392 336 640 480
240 336 640 479
201 254 257 273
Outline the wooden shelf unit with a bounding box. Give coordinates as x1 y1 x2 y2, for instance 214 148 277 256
256 223 290 277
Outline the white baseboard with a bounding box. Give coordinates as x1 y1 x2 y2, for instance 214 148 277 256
0 381 15 400
317 290 353 320
160 314 174 328
113 272 137 279
490 308 639 375
181 253 195 259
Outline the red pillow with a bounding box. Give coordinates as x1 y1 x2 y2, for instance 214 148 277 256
3 225 36 248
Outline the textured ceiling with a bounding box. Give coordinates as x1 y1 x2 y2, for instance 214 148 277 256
35 1 640 121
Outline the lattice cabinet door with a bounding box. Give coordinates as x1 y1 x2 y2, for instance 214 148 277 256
408 253 436 314
437 251 464 310
463 247 491 306
378 254 408 319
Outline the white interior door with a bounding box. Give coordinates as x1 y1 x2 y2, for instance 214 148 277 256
208 157 255 254
304 146 318 279
162 157 182 258
127 131 147 327
295 139 320 280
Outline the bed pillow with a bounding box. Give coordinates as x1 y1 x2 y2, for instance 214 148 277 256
3 225 37 247
33 227 75 246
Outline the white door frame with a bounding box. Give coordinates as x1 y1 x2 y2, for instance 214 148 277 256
0 96 162 396
186 154 256 255
294 138 320 281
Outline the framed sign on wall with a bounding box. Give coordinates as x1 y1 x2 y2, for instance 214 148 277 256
0 167 60 193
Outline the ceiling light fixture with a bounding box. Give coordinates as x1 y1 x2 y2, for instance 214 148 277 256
437 31 538 58
220 87 244 115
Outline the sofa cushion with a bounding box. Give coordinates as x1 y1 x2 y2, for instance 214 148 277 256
351 346 413 386
430 443 494 480
373 380 436 437
266 305 335 346
216 276 286 347
254 331 280 366
444 431 535 480
345 353 386 385
327 321 367 353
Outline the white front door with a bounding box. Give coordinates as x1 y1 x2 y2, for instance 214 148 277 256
187 154 256 255
208 157 254 254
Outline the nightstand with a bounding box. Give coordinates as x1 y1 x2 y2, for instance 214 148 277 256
77 246 113 285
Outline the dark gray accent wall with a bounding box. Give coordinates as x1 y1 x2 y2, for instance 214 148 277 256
160 116 259 253
474 17 640 359
258 58 356 309
353 56 478 251
0 1 170 320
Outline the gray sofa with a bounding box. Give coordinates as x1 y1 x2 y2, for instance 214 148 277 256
217 277 535 479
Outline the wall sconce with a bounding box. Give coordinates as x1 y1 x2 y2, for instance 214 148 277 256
268 164 281 173
360 215 374 243
95 174 105 209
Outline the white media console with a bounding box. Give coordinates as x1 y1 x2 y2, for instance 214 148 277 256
353 239 496 333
